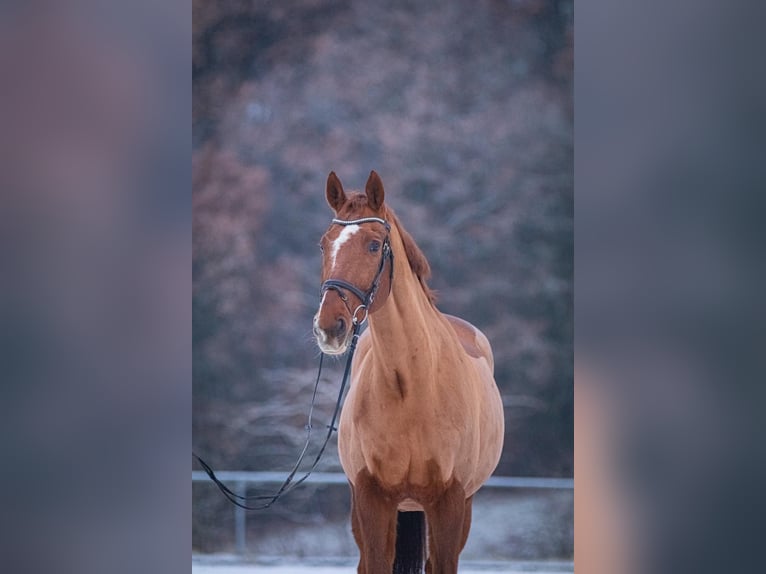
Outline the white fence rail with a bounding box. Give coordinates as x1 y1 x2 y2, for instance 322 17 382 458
193 471 573 554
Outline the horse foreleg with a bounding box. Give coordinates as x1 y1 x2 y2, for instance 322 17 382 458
352 470 398 574
459 495 474 552
350 485 367 573
424 480 466 574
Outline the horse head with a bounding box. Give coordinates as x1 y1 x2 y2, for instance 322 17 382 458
313 170 394 355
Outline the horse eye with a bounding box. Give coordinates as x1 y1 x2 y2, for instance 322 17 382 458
369 240 381 253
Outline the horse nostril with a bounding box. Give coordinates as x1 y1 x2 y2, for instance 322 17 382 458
336 317 346 336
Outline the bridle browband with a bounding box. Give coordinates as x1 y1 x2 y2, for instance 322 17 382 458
320 217 394 325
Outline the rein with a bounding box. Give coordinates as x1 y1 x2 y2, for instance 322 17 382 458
194 328 360 509
194 216 393 510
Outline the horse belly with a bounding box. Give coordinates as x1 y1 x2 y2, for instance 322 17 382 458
454 359 505 496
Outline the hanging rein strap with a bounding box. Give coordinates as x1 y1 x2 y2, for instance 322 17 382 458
194 216 393 510
194 326 360 510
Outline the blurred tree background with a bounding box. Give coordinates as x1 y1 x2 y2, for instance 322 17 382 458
193 0 572 552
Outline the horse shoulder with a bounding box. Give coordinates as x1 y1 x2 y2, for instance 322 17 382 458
442 313 494 371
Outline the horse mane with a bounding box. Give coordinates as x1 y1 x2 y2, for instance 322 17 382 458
385 208 438 305
342 193 437 305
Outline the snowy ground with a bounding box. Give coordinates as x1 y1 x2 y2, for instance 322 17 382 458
192 555 574 574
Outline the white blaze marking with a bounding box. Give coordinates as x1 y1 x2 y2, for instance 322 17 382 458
316 291 328 317
330 224 360 270
314 292 328 343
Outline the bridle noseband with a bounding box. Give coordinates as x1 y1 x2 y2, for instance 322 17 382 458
320 217 394 325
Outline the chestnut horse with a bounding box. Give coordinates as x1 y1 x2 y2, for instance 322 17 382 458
313 171 505 574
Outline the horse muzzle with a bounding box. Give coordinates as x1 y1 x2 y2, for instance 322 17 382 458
313 314 351 355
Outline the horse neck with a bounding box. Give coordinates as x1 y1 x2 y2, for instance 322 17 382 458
366 226 446 379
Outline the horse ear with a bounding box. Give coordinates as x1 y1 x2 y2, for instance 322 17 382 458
365 170 385 211
326 171 346 212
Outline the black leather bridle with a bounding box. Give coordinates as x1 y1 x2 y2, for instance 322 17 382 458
320 217 394 326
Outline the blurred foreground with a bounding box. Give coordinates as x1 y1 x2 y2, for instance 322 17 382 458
575 1 766 572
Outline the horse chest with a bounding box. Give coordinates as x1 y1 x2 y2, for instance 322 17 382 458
338 369 479 488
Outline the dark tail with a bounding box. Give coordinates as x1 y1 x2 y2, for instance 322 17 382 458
393 511 426 574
